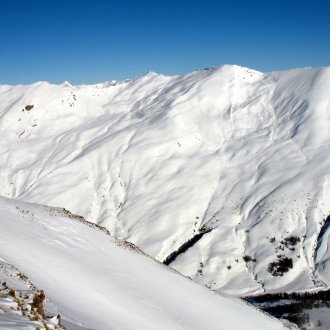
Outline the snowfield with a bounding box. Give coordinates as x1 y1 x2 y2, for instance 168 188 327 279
0 64 329 297
0 196 286 329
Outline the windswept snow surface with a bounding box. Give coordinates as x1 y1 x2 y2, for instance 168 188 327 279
0 197 285 329
0 65 330 295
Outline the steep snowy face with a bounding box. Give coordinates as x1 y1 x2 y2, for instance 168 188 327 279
0 196 286 330
0 65 329 295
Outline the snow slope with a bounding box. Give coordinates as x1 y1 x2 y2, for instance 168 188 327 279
0 65 329 295
0 196 286 329
0 264 65 330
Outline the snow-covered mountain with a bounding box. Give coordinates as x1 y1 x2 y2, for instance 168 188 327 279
0 196 286 329
1 65 329 296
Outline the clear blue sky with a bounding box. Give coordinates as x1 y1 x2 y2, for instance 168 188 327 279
1 0 329 84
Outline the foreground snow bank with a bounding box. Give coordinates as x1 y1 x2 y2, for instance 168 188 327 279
0 197 285 329
0 259 65 329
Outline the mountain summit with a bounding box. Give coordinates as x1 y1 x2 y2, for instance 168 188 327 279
1 65 329 296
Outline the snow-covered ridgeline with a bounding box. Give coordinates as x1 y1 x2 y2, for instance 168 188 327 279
0 196 286 329
0 65 329 295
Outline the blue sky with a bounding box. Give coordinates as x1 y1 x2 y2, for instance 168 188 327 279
1 0 329 84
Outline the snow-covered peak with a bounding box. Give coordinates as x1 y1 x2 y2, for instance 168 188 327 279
0 65 329 297
60 80 75 88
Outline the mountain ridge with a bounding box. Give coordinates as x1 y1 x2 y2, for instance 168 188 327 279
0 195 286 329
1 64 329 296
